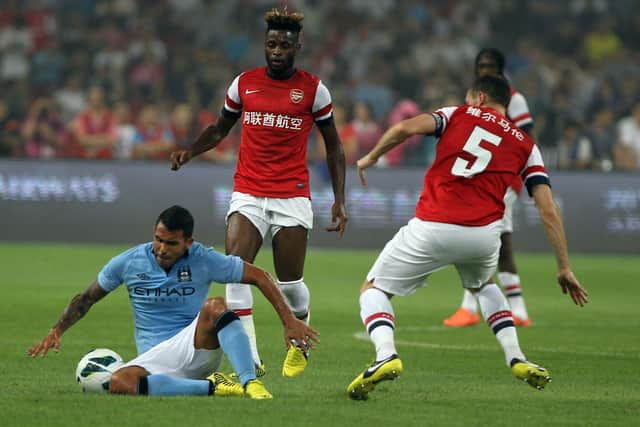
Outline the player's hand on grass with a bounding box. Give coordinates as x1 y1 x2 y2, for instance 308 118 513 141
170 149 193 171
356 155 377 186
27 328 62 358
284 319 319 352
326 202 348 238
557 268 588 307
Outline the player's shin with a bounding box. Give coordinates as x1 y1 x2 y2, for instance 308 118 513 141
141 375 211 396
497 272 529 322
215 310 256 387
360 288 397 361
278 279 310 323
475 283 525 365
226 283 262 366
461 289 478 313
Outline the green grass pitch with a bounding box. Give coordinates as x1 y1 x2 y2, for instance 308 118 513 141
2 243 638 427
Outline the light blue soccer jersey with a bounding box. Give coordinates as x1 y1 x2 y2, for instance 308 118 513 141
98 242 244 355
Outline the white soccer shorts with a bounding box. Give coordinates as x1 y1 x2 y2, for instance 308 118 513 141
367 218 502 296
501 187 518 234
123 314 223 379
226 191 313 239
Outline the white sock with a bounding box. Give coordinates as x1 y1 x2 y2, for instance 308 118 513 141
460 289 478 313
498 272 528 320
359 288 397 361
226 283 261 366
475 283 525 366
278 279 310 324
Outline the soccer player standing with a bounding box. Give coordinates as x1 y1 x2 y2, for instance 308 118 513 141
170 9 347 377
27 205 318 399
444 48 535 328
347 75 588 400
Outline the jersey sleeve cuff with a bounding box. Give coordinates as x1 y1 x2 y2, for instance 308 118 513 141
525 176 551 196
221 107 241 119
315 115 334 127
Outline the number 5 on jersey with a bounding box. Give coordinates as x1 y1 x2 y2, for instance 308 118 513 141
451 126 502 178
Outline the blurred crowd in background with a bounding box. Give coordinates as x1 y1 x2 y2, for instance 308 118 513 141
0 0 639 171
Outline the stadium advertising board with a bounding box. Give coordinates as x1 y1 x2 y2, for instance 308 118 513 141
0 159 637 254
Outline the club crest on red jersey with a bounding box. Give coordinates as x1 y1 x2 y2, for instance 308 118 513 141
290 89 304 104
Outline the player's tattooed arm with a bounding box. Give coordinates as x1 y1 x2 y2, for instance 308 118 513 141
52 280 108 334
170 115 238 170
27 280 108 357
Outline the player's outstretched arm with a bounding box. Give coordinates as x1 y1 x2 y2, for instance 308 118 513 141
357 113 437 186
241 262 319 350
532 184 588 306
27 280 108 358
170 115 238 171
318 120 348 238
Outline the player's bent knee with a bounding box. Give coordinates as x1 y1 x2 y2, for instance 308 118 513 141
202 297 228 320
360 279 375 294
109 367 145 395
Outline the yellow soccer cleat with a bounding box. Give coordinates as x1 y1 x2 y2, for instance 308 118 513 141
207 372 244 397
282 342 308 377
255 362 267 378
347 355 403 400
510 359 551 390
230 361 266 381
244 379 273 400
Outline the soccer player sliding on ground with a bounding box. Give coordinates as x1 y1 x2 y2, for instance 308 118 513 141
348 75 588 400
170 7 346 379
28 206 318 399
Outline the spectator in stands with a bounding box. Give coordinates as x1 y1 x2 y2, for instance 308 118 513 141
313 105 358 166
31 38 65 91
0 98 20 157
171 103 199 150
351 101 383 163
132 104 174 160
385 99 423 167
614 103 640 171
70 86 118 159
54 73 87 123
21 97 65 159
588 108 616 172
113 101 137 160
556 120 592 170
0 14 31 83
0 1 638 171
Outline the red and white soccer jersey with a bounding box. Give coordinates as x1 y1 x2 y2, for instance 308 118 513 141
224 67 333 198
508 88 533 130
507 88 534 194
415 105 548 226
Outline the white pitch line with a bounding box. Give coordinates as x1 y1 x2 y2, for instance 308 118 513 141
353 331 640 359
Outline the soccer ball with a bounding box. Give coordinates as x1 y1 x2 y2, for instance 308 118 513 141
75 348 124 393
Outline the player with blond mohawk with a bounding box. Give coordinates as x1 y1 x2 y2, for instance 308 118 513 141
171 7 347 378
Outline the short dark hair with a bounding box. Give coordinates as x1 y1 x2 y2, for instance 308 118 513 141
265 7 304 33
475 48 506 75
155 205 194 238
471 75 512 108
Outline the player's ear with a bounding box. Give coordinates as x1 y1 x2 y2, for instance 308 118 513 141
185 237 194 249
478 91 487 106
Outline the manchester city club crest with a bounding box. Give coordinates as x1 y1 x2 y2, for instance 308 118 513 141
177 265 192 282
290 88 304 104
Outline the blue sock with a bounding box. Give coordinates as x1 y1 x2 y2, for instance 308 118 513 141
216 310 256 387
146 374 211 396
